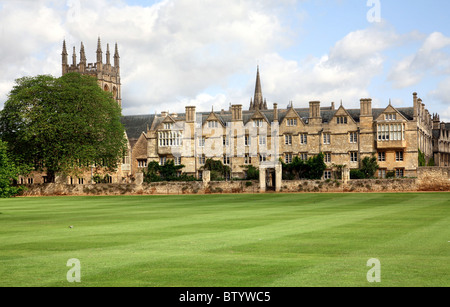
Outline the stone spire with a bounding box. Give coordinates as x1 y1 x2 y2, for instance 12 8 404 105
62 40 68 64
114 42 120 68
253 65 263 109
80 42 86 64
62 40 68 75
106 43 111 66
96 37 103 64
72 46 77 66
249 66 268 111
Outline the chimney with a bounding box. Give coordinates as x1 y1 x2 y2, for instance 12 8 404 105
231 105 242 122
413 92 418 119
309 101 321 119
331 102 335 110
360 98 372 117
273 103 278 122
185 106 196 123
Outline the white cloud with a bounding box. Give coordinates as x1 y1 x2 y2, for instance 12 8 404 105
388 32 450 89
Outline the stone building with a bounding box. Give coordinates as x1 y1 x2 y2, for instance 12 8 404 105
123 66 443 180
19 39 450 184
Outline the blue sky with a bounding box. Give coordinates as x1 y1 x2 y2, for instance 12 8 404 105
0 0 449 120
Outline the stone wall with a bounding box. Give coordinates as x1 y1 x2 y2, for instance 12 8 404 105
19 167 450 196
417 167 450 191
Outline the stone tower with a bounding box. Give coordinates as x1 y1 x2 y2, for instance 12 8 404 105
249 66 268 111
62 37 122 107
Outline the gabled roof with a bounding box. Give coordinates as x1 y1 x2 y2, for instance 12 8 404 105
121 114 155 140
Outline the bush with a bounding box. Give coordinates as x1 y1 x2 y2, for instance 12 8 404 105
350 169 365 179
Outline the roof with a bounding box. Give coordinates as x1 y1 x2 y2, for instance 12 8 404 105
121 106 416 140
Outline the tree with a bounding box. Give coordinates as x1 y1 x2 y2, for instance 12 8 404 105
281 153 326 180
142 160 195 183
360 155 379 179
0 140 23 198
0 73 127 181
203 159 230 181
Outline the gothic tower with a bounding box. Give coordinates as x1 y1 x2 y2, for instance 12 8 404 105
61 37 122 107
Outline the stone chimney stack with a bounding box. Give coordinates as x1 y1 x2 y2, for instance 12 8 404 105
360 98 372 117
231 105 243 122
185 106 196 123
273 103 278 122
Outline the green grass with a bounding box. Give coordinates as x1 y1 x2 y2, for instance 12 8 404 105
0 193 449 287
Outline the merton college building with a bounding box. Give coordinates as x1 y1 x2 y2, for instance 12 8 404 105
20 39 450 184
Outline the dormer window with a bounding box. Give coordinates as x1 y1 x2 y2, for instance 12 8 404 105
208 121 219 128
337 116 348 124
286 118 297 127
164 123 173 130
253 119 264 128
385 114 397 121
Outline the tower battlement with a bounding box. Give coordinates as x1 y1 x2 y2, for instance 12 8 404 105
62 38 122 107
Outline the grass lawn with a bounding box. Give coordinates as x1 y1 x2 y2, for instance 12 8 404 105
0 192 449 287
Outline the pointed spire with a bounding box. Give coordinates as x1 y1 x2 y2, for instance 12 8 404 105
106 43 111 65
114 42 120 68
62 40 68 56
80 42 86 63
254 65 263 110
250 98 254 110
72 46 77 66
96 37 102 63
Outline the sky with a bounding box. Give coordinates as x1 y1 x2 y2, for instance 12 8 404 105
1 0 450 121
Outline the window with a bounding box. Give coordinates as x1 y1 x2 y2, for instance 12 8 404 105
163 123 173 130
223 136 229 147
285 153 293 164
174 157 182 166
350 152 358 162
286 118 297 126
323 133 331 144
259 154 267 163
324 171 332 180
324 153 331 163
244 154 251 164
385 114 397 121
349 132 358 144
138 159 147 168
259 136 266 146
377 124 405 141
285 135 292 145
159 157 166 166
78 178 84 185
244 135 251 147
199 137 206 147
253 119 264 127
27 178 34 184
158 131 183 147
300 153 308 161
300 133 307 145
378 169 387 179
337 116 348 124
223 155 230 165
208 121 219 128
198 155 206 165
396 151 404 162
395 168 404 178
378 152 386 162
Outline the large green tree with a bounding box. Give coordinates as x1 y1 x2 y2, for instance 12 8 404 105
0 73 127 181
0 140 23 197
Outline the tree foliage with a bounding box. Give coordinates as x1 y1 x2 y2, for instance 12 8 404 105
203 158 231 181
281 153 327 180
360 155 379 179
0 73 127 181
0 140 23 198
142 160 196 183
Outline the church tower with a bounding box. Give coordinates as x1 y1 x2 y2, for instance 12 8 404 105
249 66 268 111
61 38 122 108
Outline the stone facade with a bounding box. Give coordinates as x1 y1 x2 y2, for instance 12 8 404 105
124 66 444 181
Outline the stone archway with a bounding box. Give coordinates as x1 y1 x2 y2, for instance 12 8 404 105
259 161 282 193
